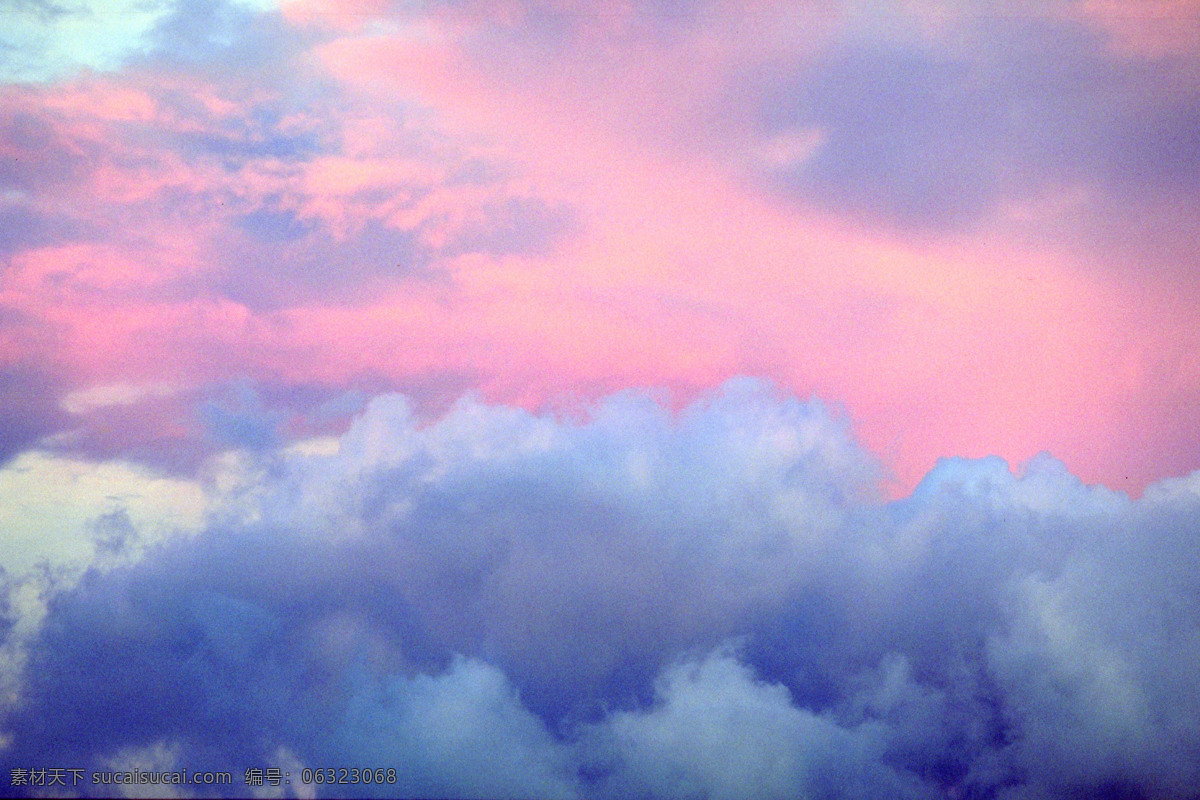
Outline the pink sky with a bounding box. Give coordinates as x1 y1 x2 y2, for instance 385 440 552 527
1 0 1199 493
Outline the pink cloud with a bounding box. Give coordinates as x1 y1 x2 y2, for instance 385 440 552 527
2 0 1198 496
301 2 1200 492
1075 0 1200 58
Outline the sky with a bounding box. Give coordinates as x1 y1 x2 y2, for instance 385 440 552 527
0 0 1199 798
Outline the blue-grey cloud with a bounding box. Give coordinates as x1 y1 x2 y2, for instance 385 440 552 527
0 364 68 467
756 9 1200 235
1 380 1198 798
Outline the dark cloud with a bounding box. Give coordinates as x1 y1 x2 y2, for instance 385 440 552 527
1 381 1198 798
198 380 285 450
0 365 67 467
0 103 101 193
436 195 577 259
235 206 315 242
767 42 1004 228
757 10 1200 232
210 194 575 310
210 217 426 310
0 205 90 258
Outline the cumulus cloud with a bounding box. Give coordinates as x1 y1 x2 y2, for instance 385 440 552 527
0 380 1197 798
335 657 578 800
4 6 1200 798
578 647 928 800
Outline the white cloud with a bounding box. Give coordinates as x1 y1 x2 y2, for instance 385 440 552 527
60 382 184 415
336 657 579 799
0 450 204 575
0 0 172 83
0 0 282 83
582 647 925 800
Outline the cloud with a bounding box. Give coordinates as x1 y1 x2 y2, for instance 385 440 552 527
753 6 1200 230
0 366 67 467
1 0 1198 497
2 5 1200 795
335 657 578 799
61 382 184 415
579 647 929 800
0 449 204 574
0 0 172 83
0 380 1198 797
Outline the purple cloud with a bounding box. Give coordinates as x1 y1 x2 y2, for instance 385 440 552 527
2 381 1198 797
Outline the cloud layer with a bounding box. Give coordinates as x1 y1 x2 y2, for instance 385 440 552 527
3 381 1198 798
2 0 1199 491
4 2 1200 797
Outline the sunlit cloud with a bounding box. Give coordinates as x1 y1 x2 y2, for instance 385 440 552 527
61 382 184 415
